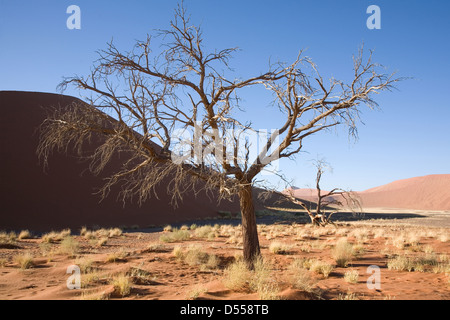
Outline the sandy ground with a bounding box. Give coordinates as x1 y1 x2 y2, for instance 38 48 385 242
0 208 448 300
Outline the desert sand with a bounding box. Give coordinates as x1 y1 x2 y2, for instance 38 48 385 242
0 212 448 300
286 174 450 211
1 91 449 301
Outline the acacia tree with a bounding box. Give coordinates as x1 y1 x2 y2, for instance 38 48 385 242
38 4 399 267
286 160 362 226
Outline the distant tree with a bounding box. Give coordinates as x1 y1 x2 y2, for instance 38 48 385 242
286 160 362 226
38 3 400 268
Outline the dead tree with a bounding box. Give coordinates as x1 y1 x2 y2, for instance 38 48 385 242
286 160 361 226
38 3 400 268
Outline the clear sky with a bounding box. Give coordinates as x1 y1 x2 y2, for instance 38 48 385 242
1 0 449 191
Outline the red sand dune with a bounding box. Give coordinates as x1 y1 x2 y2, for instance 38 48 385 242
358 174 450 210
0 91 244 232
286 175 450 211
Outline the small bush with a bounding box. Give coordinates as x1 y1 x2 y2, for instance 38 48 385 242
185 286 208 300
190 224 198 230
111 274 132 297
344 270 359 283
268 241 292 255
223 259 251 292
14 252 34 269
59 236 80 256
332 238 354 267
42 229 71 243
0 231 17 245
18 230 32 240
194 225 215 239
310 260 334 278
289 264 317 293
159 229 191 243
75 257 95 274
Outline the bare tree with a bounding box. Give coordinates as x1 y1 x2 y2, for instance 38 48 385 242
286 160 362 226
38 4 400 267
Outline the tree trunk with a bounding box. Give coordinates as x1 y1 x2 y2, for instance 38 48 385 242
239 183 260 269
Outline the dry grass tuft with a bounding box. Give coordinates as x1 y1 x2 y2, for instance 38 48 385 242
268 241 292 255
344 269 359 283
111 274 132 297
331 238 354 267
13 252 34 269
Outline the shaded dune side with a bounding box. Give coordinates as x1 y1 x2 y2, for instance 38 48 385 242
0 91 246 232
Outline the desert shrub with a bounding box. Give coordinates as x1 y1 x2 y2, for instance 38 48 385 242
223 259 251 292
159 229 191 243
14 252 34 269
388 254 439 273
289 261 317 293
310 260 334 278
332 238 354 267
147 242 168 253
96 237 108 247
222 256 279 299
42 229 71 243
105 250 128 263
163 225 173 232
344 269 359 283
127 266 156 285
75 257 95 274
338 292 359 300
387 255 414 272
185 285 208 300
268 241 292 255
194 225 215 239
0 231 17 244
18 230 32 240
111 274 132 297
59 236 80 256
172 245 184 260
108 228 123 237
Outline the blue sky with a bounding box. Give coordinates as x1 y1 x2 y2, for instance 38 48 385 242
1 0 449 191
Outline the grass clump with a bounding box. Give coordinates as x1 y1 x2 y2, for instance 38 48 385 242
338 292 359 300
194 225 217 239
331 238 354 267
13 252 34 269
289 260 317 293
174 245 220 270
0 231 17 245
387 254 439 273
75 257 95 274
159 228 191 243
111 274 132 297
222 259 251 292
309 260 334 278
42 229 71 243
344 269 360 283
268 241 292 255
105 250 128 263
18 230 32 240
185 285 208 300
223 256 280 300
59 236 80 257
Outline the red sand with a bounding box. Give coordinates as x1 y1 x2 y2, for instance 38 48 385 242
358 174 450 210
286 174 450 211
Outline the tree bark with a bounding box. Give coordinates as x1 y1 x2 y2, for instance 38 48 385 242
239 183 260 269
